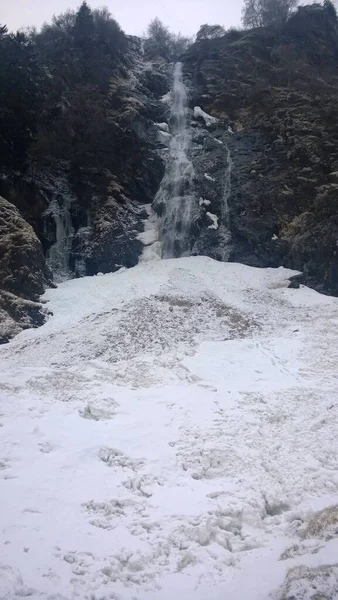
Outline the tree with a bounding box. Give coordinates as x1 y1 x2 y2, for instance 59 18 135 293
73 1 95 44
242 0 299 28
145 18 172 59
144 18 192 61
324 0 337 22
196 24 226 41
0 29 43 168
0 24 8 38
170 33 192 60
242 0 264 28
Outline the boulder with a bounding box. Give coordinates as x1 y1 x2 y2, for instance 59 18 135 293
0 197 49 343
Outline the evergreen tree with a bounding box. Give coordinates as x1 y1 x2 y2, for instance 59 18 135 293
0 29 42 168
324 0 337 22
73 1 95 44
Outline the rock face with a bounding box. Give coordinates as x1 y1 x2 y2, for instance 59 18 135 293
2 6 338 300
0 197 49 343
183 4 338 294
0 37 169 281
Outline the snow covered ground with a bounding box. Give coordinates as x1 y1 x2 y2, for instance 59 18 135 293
1 256 338 600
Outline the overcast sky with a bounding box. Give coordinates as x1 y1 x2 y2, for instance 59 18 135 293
3 0 243 36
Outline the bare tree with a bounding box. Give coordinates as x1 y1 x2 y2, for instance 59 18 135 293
196 24 226 41
242 0 264 28
242 0 298 28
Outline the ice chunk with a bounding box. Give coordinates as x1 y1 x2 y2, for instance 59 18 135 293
204 173 215 182
160 92 171 105
206 211 219 229
194 106 218 127
156 122 170 133
158 130 172 146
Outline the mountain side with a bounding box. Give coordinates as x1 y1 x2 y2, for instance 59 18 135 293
0 14 169 281
184 3 338 294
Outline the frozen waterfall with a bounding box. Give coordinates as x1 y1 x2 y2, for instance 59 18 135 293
156 62 196 258
45 185 74 282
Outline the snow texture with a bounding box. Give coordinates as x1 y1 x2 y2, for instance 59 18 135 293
1 256 338 600
194 106 218 127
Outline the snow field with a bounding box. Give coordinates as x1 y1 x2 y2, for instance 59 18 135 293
0 257 338 599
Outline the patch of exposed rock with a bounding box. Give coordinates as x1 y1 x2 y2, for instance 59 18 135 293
0 197 49 343
272 564 338 600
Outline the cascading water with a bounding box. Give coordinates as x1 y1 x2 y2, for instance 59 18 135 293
156 62 196 258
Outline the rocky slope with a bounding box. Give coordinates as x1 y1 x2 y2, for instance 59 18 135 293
0 32 171 341
0 198 50 343
184 3 338 294
0 36 169 279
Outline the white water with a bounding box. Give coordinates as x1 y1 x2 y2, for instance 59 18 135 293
156 63 196 258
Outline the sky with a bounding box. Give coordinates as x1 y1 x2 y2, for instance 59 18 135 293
2 0 243 37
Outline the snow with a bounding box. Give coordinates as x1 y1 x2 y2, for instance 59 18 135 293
160 92 171 106
1 256 338 599
194 106 218 127
137 205 161 262
206 211 219 229
156 122 170 133
199 197 211 207
158 130 172 146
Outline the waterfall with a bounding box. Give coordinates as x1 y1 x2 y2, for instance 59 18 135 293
156 62 196 258
45 186 74 282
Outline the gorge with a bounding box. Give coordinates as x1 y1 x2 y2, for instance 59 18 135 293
1 4 338 599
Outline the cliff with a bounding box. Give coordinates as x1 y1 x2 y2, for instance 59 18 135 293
184 3 338 294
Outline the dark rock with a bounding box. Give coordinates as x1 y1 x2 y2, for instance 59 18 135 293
183 4 338 294
0 197 49 343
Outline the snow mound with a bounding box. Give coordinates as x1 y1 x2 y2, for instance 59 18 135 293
1 256 338 600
